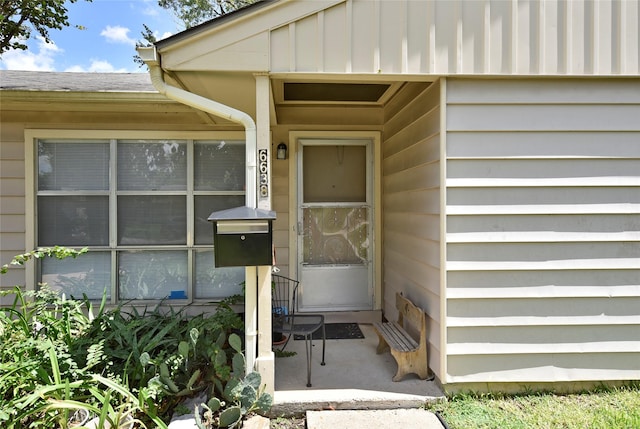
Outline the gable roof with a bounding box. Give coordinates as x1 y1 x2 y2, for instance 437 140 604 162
156 0 278 50
0 70 156 93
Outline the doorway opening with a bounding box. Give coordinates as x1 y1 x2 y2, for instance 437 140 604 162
295 138 375 312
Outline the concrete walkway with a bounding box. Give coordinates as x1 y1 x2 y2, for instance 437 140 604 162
307 409 446 429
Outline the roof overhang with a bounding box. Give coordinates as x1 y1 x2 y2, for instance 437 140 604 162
145 0 437 126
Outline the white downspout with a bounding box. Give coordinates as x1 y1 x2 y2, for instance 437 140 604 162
138 46 258 373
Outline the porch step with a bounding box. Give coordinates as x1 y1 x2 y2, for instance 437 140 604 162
322 310 382 324
272 389 443 417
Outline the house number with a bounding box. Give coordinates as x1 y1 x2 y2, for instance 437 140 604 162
258 149 269 198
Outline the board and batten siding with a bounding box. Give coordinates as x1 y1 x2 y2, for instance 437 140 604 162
382 80 442 376
444 78 640 384
269 0 639 76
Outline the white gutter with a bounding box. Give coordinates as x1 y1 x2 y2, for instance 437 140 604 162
138 46 257 209
138 46 258 373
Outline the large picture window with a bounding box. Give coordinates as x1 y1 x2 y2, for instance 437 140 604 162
36 137 246 302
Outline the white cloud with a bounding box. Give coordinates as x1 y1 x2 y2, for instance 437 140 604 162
100 25 136 46
0 37 62 71
64 59 129 73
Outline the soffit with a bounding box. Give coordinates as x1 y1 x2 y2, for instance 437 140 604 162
269 76 408 125
166 70 430 126
164 71 258 123
156 0 444 125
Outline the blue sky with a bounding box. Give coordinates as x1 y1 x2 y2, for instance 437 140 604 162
0 0 181 73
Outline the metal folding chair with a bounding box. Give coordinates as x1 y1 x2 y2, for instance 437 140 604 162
272 274 326 387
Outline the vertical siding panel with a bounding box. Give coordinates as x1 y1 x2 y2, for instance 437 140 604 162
269 0 638 75
618 0 639 74
489 0 512 74
316 11 325 72
566 0 585 74
288 22 296 72
445 78 640 383
514 0 532 73
593 0 613 74
406 0 429 73
401 0 409 74
461 0 485 74
556 0 567 74
483 0 491 74
372 0 381 73
345 0 352 73
379 0 405 74
294 15 317 72
539 0 559 74
322 3 348 72
584 0 596 74
351 0 375 73
270 26 290 72
434 1 457 73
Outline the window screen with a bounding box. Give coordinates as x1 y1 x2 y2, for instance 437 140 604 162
36 138 245 301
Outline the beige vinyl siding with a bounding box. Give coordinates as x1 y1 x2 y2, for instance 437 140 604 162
271 159 291 275
0 94 238 296
268 0 640 76
444 78 640 384
0 124 26 295
382 80 442 376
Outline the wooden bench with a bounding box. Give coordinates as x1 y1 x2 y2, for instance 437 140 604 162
373 293 429 381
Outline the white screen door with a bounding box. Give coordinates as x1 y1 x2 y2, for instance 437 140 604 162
297 139 373 311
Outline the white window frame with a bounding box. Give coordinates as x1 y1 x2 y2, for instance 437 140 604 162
25 129 246 304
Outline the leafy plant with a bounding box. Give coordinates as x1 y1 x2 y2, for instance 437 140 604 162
193 332 272 428
0 0 91 55
0 284 102 427
1 246 88 275
1 247 271 428
195 366 272 429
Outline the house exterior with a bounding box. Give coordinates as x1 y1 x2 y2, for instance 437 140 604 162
1 0 639 394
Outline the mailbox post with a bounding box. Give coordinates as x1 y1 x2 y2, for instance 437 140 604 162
208 206 276 378
208 206 276 268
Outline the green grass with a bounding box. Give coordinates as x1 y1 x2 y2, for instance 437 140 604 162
427 384 640 429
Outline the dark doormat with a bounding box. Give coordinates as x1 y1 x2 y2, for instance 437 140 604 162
294 323 364 340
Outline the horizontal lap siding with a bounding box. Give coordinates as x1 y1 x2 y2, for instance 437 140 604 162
382 80 442 377
0 100 216 298
445 78 640 384
0 126 26 294
271 151 290 274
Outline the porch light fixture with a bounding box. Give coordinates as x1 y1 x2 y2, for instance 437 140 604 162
276 142 287 160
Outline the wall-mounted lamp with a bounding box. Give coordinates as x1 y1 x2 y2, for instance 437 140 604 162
276 142 288 160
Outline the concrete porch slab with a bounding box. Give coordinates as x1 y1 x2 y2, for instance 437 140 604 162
272 324 444 416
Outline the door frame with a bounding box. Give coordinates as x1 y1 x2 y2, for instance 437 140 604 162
287 131 383 311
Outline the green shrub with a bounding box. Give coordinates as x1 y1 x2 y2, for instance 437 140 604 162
0 247 271 428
